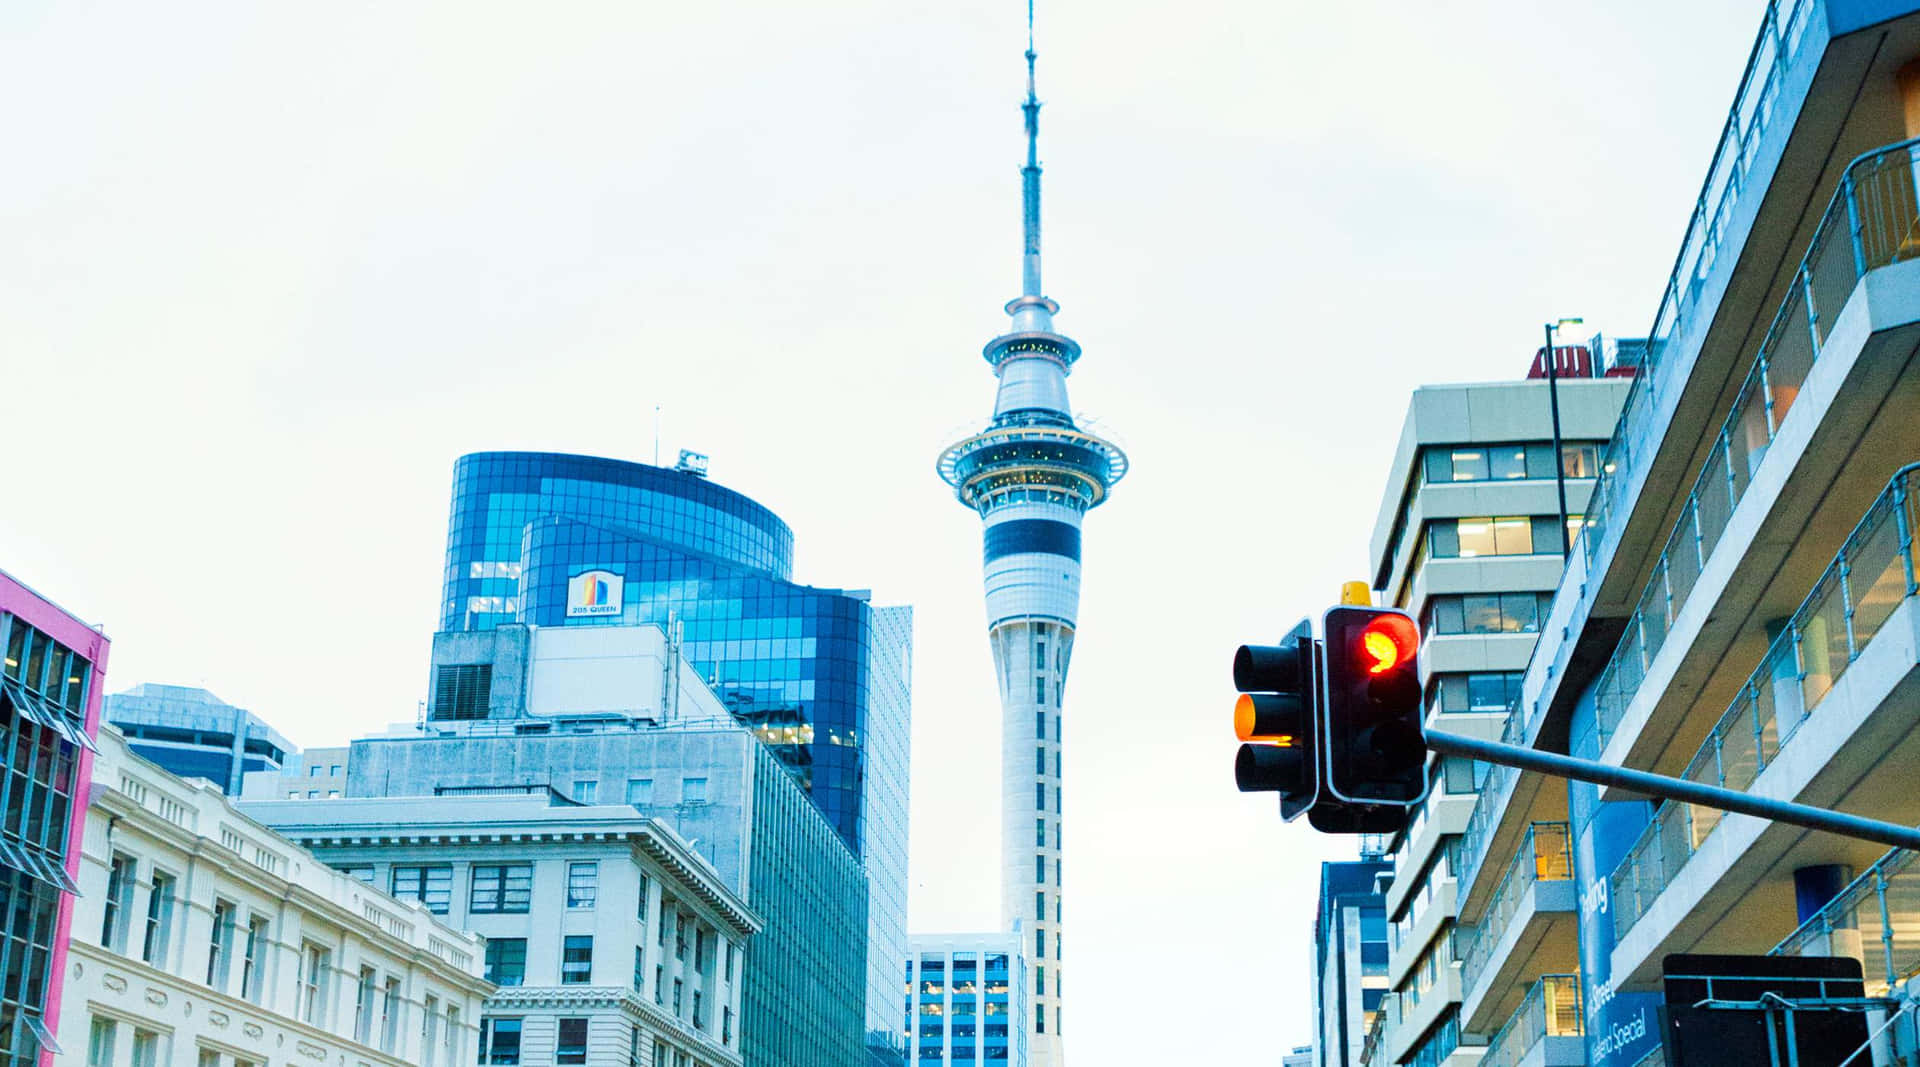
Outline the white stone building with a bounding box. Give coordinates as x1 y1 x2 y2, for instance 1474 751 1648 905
56 726 491 1067
241 793 761 1067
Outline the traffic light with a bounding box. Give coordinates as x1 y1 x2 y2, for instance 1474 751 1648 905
1321 606 1427 809
1232 619 1317 821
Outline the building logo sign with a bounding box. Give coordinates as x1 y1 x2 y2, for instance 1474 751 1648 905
567 570 623 617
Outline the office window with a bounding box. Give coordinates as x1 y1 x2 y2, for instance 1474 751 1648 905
1423 593 1550 636
1035 782 1045 810
1036 818 1046 847
1562 442 1601 478
562 935 593 984
469 865 532 913
479 1018 522 1065
572 779 598 803
87 1017 116 1067
142 870 175 964
1034 638 1046 665
1431 671 1524 714
625 778 653 805
1036 746 1046 775
1037 965 1046 996
241 916 268 1001
309 766 321 778
1036 855 1045 883
431 663 492 720
1035 927 1046 959
354 967 378 1043
299 943 330 1025
391 866 453 914
485 938 526 986
567 862 598 909
1036 891 1046 918
1433 516 1535 558
556 1018 588 1065
102 854 133 949
682 776 708 803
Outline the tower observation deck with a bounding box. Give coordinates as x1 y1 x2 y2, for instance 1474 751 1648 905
935 8 1125 1063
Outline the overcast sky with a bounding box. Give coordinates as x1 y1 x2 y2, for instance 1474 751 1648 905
3 0 1764 1056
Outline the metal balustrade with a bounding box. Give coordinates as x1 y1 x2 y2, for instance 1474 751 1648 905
1589 137 1920 753
1459 823 1575 999
1483 974 1585 1067
1775 847 1920 995
1610 465 1920 940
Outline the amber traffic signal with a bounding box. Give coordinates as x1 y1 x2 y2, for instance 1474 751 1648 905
1232 619 1318 821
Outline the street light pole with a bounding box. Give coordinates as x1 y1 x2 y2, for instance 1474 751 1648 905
1542 320 1577 556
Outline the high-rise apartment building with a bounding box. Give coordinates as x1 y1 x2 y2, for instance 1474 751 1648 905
431 451 911 1059
1448 3 1920 1065
102 684 292 795
934 13 1126 1063
245 791 759 1067
64 726 491 1067
1357 368 1630 1067
904 932 1030 1067
1313 855 1392 1067
0 568 109 1067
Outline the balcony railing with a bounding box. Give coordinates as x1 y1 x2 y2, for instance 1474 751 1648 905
1459 823 1575 997
1483 974 1585 1067
1588 137 1920 753
1774 847 1919 994
1610 464 1920 940
1454 695 1530 900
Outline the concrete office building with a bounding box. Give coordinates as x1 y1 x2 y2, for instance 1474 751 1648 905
64 726 490 1067
240 745 353 802
1448 3 1920 1065
101 685 291 796
432 451 910 1063
1313 854 1392 1067
244 793 758 1067
0 568 109 1067
1359 366 1631 1067
933 15 1127 1065
904 932 1029 1067
321 620 872 1066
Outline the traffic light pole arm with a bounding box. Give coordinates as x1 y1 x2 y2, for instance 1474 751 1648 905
1424 729 1920 853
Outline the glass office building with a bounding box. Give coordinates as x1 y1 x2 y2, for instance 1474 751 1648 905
0 569 110 1067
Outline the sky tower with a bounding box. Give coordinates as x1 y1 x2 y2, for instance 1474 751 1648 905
936 5 1127 1062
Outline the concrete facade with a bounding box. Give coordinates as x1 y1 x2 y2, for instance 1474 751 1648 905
60 727 490 1067
1361 371 1628 1067
1313 858 1391 1067
241 794 758 1067
904 931 1029 1067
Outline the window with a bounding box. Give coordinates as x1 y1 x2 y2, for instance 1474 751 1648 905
675 914 688 960
1036 711 1046 739
693 989 705 1029
391 866 453 914
655 965 665 1004
309 766 322 778
723 1006 734 1045
142 870 175 964
1035 783 1045 811
1440 756 1481 794
1432 516 1535 558
241 916 268 1001
87 1017 116 1067
479 1018 522 1065
694 928 709 972
1036 927 1046 957
637 874 650 920
300 942 331 1024
1423 593 1551 636
354 966 377 1043
634 946 646 991
562 935 593 984
1431 671 1524 714
1036 855 1046 883
1423 441 1592 482
725 941 736 982
1036 746 1046 775
572 779 598 803
1036 818 1046 846
1562 442 1601 478
625 778 653 805
567 862 598 909
102 854 133 949
469 865 532 913
672 977 683 1014
340 865 376 884
485 939 527 986
130 1029 160 1067
1036 891 1046 918
1037 964 1046 995
422 994 441 1067
381 976 403 1051
556 1018 588 1065
431 663 492 720
682 777 707 803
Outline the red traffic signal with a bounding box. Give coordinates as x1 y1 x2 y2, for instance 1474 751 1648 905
1322 606 1427 814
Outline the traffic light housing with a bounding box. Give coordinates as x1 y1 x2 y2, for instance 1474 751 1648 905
1232 619 1317 821
1321 606 1427 809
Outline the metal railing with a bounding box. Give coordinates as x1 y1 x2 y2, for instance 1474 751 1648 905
1578 0 1818 582
1459 823 1575 998
1483 974 1586 1067
1454 694 1530 901
1775 847 1920 995
1590 137 1920 753
1610 465 1920 940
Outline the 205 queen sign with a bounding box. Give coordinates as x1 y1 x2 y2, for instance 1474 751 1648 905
566 569 624 617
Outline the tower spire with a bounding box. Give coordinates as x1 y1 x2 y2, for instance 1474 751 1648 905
1020 0 1043 298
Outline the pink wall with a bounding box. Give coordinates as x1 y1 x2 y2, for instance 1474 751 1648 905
0 570 110 1067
